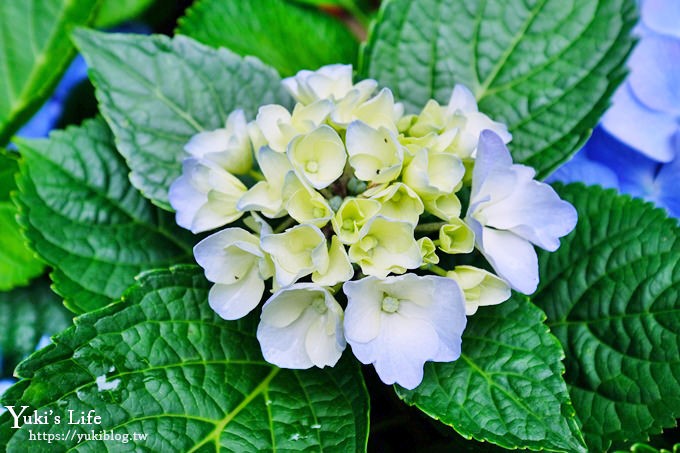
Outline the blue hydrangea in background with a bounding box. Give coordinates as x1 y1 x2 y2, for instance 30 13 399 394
550 0 680 218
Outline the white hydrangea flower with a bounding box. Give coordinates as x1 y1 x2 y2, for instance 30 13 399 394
184 109 253 174
336 88 404 132
445 84 512 157
255 101 331 152
343 274 467 389
465 131 577 294
362 183 424 225
282 64 376 105
402 148 465 198
169 158 247 233
260 224 329 287
331 197 382 244
346 121 404 183
348 216 422 278
285 178 334 228
237 146 294 218
257 283 346 369
312 236 354 286
447 266 511 315
287 125 346 189
194 227 273 320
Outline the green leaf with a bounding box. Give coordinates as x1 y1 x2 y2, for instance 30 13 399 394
397 296 587 452
535 184 680 451
0 277 71 378
0 266 370 452
361 0 636 178
0 0 101 146
15 117 193 314
177 0 359 77
94 0 155 28
73 29 292 210
0 152 44 291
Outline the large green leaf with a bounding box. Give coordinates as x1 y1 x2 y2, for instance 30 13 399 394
73 29 292 210
361 0 636 178
177 0 358 77
0 266 370 452
15 117 193 314
0 277 71 378
535 184 680 451
0 0 101 146
397 296 586 452
94 0 155 28
0 152 44 291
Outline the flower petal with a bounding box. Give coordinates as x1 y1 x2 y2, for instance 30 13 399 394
208 269 264 320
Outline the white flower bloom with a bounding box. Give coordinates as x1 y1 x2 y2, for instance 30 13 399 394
363 183 424 225
255 101 331 152
338 88 404 132
331 197 382 244
194 228 273 320
446 84 512 157
465 131 577 294
402 148 465 198
282 64 376 105
257 283 345 369
184 110 254 174
348 216 422 278
343 274 467 389
169 158 247 233
346 121 404 183
260 224 329 287
423 192 462 222
312 236 354 286
447 266 511 315
286 178 334 228
287 125 346 189
237 146 294 218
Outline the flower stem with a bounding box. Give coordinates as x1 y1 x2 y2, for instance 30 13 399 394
415 222 446 234
248 169 265 181
274 216 296 233
421 263 449 277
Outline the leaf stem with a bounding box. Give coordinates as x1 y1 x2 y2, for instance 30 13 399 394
415 221 446 234
274 216 296 233
421 263 448 277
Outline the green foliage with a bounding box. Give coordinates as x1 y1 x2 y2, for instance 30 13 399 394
94 0 154 28
536 184 680 451
0 266 370 452
177 0 359 77
397 296 587 452
361 0 636 178
73 29 292 210
14 118 193 314
0 277 71 378
0 152 43 291
0 0 101 146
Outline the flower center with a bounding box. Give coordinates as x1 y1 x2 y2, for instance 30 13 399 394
381 296 400 313
312 297 327 314
305 160 319 173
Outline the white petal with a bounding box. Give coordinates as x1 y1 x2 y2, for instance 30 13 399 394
193 228 262 284
208 270 264 320
479 227 538 294
312 236 354 286
447 84 479 113
343 277 384 343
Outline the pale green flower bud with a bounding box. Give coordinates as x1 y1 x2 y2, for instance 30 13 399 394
423 192 462 222
255 100 332 152
418 237 439 264
348 216 422 278
331 197 382 244
331 86 399 130
346 121 404 183
260 224 329 287
447 266 511 315
409 99 447 137
363 183 424 225
312 236 354 286
438 219 475 254
402 148 465 198
287 125 346 189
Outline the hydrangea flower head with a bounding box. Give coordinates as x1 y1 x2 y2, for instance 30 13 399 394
169 64 576 388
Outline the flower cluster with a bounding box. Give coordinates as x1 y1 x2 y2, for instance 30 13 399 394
169 64 577 389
